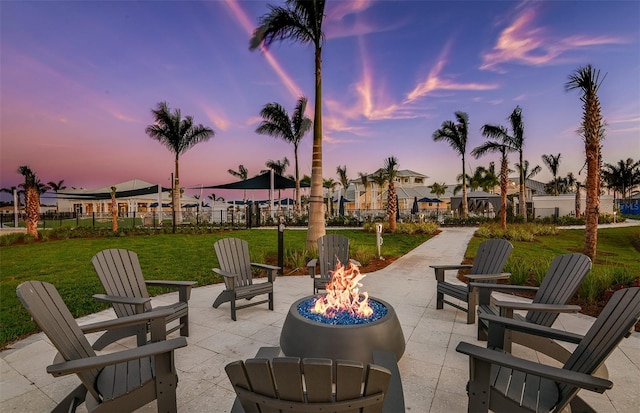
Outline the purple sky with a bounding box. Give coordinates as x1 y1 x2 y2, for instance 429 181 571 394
1 0 639 202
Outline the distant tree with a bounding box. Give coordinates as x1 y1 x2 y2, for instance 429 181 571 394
263 158 290 203
207 193 225 203
46 179 66 213
603 158 640 201
336 165 349 208
566 64 606 260
228 165 249 203
542 153 562 195
256 96 312 211
372 171 387 210
428 182 447 199
17 166 41 238
146 101 214 225
323 178 338 216
432 111 469 218
251 0 327 250
383 157 399 231
358 172 371 210
514 159 541 215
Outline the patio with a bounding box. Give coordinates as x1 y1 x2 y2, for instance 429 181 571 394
1 226 638 412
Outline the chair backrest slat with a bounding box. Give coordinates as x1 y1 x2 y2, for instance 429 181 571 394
526 254 591 326
92 249 151 317
214 238 253 287
318 234 350 278
557 287 640 409
16 281 101 399
470 239 513 304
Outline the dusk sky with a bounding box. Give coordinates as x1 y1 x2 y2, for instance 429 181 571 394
1 0 639 202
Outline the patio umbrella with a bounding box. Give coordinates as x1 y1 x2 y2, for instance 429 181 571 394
411 196 419 214
339 196 346 216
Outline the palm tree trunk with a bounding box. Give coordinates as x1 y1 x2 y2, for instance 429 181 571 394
25 187 40 239
306 45 326 250
461 158 469 218
174 157 182 225
584 108 600 260
519 151 527 222
388 182 397 231
500 157 508 230
294 147 301 213
575 184 581 218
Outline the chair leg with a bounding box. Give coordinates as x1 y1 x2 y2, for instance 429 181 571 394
154 352 179 413
466 292 477 324
179 315 189 337
231 299 237 321
268 292 274 310
52 384 87 413
436 291 444 310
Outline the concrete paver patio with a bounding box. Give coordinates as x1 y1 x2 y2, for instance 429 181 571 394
1 226 638 412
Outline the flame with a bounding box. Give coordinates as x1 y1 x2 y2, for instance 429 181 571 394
312 260 373 318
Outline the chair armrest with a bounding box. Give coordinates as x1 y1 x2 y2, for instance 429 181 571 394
213 268 237 289
430 264 473 271
348 258 362 267
495 300 581 314
469 283 539 294
464 273 510 281
92 294 150 307
145 280 196 301
480 313 584 345
307 259 318 278
79 308 175 334
251 263 280 283
456 342 612 393
47 337 187 377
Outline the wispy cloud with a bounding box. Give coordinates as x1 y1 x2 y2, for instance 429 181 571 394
325 0 407 39
406 40 499 102
481 6 627 71
202 105 230 131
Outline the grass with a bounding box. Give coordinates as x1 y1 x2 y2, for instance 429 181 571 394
0 228 432 348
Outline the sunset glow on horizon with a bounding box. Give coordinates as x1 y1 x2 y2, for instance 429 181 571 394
1 0 638 202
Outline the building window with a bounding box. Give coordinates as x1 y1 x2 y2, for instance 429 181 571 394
415 178 423 184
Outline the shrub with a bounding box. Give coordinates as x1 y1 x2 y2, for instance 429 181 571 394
351 247 374 267
578 268 612 302
531 256 553 286
284 247 310 273
504 260 530 285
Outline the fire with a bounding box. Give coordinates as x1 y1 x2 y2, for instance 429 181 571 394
312 260 373 318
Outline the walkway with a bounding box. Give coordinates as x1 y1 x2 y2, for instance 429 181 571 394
1 227 638 412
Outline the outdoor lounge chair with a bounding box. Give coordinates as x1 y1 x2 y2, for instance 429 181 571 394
226 356 392 413
91 248 197 350
473 253 591 361
212 237 280 321
16 281 187 413
307 234 361 295
430 238 513 324
456 287 640 413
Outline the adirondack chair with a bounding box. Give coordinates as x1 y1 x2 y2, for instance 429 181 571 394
226 356 392 413
16 281 187 413
212 238 280 321
473 253 591 361
91 248 197 350
307 234 361 294
430 238 513 324
456 287 640 413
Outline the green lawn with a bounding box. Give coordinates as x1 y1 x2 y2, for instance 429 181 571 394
0 229 431 348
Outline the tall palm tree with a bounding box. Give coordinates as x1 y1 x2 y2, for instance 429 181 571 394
432 111 469 218
383 157 399 231
256 96 312 211
110 186 118 232
566 65 606 261
251 0 326 250
358 172 371 210
146 101 214 225
542 153 562 195
372 171 387 211
47 179 66 213
514 158 541 216
228 165 249 203
473 125 518 230
17 166 41 239
505 107 529 222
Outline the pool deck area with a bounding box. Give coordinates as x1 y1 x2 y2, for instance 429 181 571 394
1 226 639 412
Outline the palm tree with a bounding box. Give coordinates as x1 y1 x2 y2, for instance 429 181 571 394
358 172 371 210
47 179 66 213
372 171 387 211
336 165 349 206
263 158 290 204
110 186 118 232
603 158 640 201
228 165 249 203
146 101 214 225
566 65 606 261
429 181 447 218
17 166 41 239
542 153 562 195
383 157 399 231
432 111 469 218
473 129 517 230
514 159 541 216
323 178 337 216
256 96 312 211
251 0 327 250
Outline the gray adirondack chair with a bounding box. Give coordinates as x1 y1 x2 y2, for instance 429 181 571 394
91 248 197 350
307 234 361 295
473 253 591 361
430 238 513 324
456 287 640 413
16 281 187 413
212 238 280 321
226 356 392 413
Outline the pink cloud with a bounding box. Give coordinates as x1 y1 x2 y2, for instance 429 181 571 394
481 7 627 71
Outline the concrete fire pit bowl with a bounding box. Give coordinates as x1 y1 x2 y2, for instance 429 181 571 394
280 295 405 365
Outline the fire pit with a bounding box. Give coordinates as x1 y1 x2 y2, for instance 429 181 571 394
280 261 405 365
